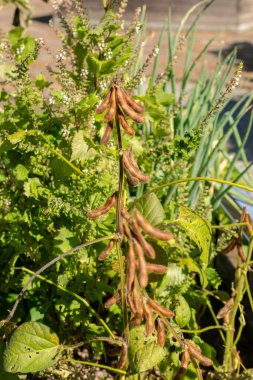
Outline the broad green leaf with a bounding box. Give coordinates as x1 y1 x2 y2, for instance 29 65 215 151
0 343 19 380
24 178 42 199
35 74 51 90
13 164 29 181
205 267 222 289
134 192 165 226
8 27 24 46
157 263 190 298
3 322 60 373
177 205 212 264
71 130 97 161
7 131 26 144
129 326 166 373
54 227 79 253
155 91 174 107
180 257 208 288
174 295 191 328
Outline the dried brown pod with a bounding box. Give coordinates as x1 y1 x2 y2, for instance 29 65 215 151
130 220 156 259
156 317 166 347
127 293 136 314
173 349 190 380
143 302 154 336
130 314 143 327
104 291 120 308
135 261 167 275
124 148 140 172
96 89 112 114
186 341 213 366
104 87 116 122
132 277 144 317
133 239 148 288
117 342 128 369
125 170 140 187
98 239 115 260
127 241 136 292
147 298 174 318
123 152 149 183
88 192 117 219
116 86 145 123
121 87 145 114
118 108 135 136
217 297 234 319
135 209 173 241
101 121 113 144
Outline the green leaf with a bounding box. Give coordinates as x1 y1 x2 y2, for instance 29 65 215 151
174 295 191 328
180 257 208 288
24 178 42 199
0 343 19 380
13 164 29 181
128 326 166 373
71 130 97 161
8 27 24 46
3 322 60 373
35 74 51 90
54 227 79 253
205 267 222 289
155 91 174 107
157 263 190 298
134 192 165 226
7 131 26 144
176 205 212 264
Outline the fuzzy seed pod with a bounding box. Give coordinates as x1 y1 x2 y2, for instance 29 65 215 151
186 341 213 366
125 170 140 187
88 192 117 219
127 241 136 292
96 89 112 114
131 220 156 259
133 240 148 288
147 298 174 318
104 87 116 122
135 209 173 241
101 121 113 144
118 109 135 136
143 302 154 335
132 277 143 317
104 291 120 308
125 148 140 171
217 298 234 319
123 152 149 183
156 318 166 347
116 86 144 123
121 87 145 114
135 261 167 275
98 239 114 260
127 294 136 314
173 349 190 380
117 342 128 369
130 314 143 327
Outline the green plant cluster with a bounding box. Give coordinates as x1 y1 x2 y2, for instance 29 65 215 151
0 0 253 379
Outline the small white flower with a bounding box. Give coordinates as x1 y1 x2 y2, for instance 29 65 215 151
48 97 55 105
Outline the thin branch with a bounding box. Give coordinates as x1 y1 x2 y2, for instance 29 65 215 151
5 234 116 323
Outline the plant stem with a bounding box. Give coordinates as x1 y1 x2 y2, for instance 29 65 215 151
5 234 115 323
15 267 115 339
65 358 128 375
223 237 253 372
131 177 253 207
115 111 128 341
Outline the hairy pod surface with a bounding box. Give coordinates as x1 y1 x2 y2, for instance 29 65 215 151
118 111 135 136
101 121 113 144
147 298 174 318
104 87 116 122
186 341 213 366
98 239 114 260
104 291 120 308
127 241 136 292
116 87 144 123
96 89 112 114
135 209 173 241
88 192 117 219
143 302 154 336
123 153 149 183
117 343 128 370
173 350 190 380
156 318 166 347
130 220 156 259
133 239 148 288
121 87 145 114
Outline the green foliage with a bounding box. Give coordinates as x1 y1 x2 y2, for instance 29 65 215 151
0 0 252 378
3 322 60 373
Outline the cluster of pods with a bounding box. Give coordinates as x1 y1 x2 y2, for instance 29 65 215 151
88 83 213 371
